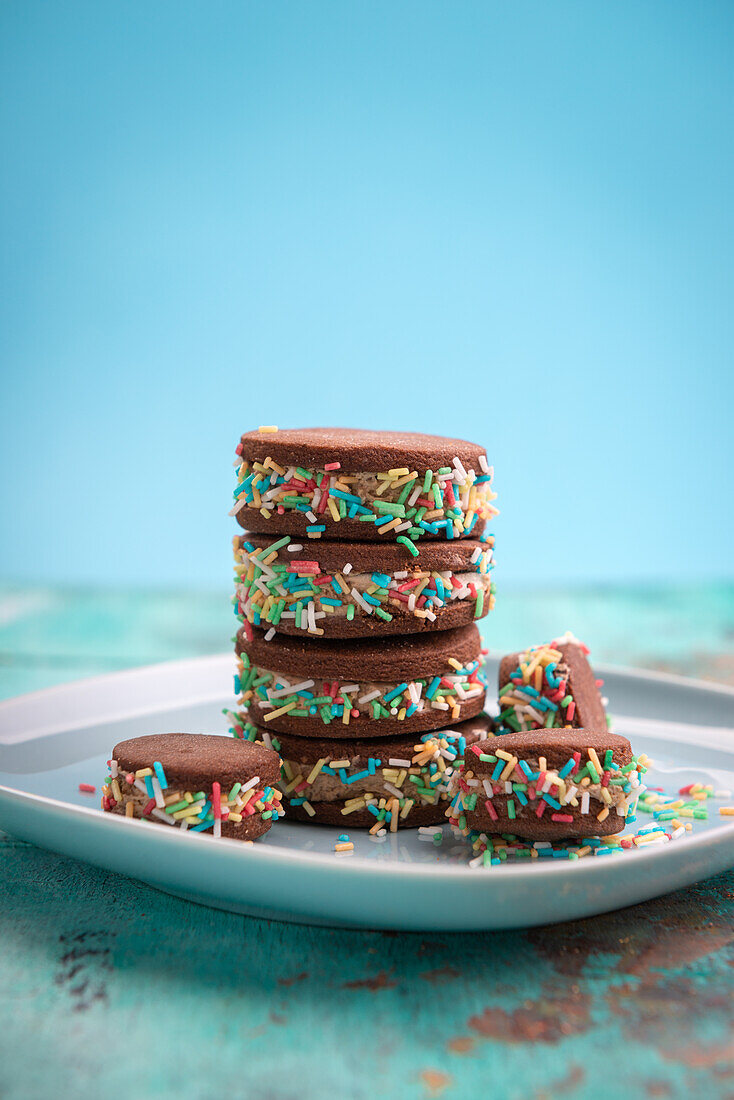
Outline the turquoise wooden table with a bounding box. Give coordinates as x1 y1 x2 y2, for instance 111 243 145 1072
1 585 733 1099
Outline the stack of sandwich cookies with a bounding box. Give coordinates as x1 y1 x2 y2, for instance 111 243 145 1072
272 713 494 831
231 428 498 545
101 733 282 841
235 624 487 737
496 634 608 735
234 532 495 638
228 426 497 831
447 729 649 841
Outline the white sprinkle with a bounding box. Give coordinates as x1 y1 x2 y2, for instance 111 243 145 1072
393 521 411 533
109 759 118 779
350 587 373 614
241 775 260 792
213 819 222 839
306 510 317 523
268 678 314 699
343 563 353 574
580 791 590 814
671 825 686 840
228 498 249 517
384 782 406 799
340 684 359 694
151 808 176 825
287 544 304 552
394 571 409 579
264 627 276 641
180 819 189 830
307 601 317 633
452 456 468 481
478 454 489 474
359 689 382 705
389 758 411 767
482 779 494 797
152 777 165 809
715 789 732 798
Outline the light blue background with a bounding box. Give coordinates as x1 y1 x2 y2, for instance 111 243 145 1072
2 1 732 588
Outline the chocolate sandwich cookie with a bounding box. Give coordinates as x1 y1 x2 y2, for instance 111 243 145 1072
447 728 649 840
101 733 283 840
496 633 608 735
270 713 494 832
234 532 495 639
235 623 487 737
230 427 498 545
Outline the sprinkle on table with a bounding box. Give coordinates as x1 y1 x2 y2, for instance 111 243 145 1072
78 783 96 794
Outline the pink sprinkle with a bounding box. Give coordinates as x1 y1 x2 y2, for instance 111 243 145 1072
566 700 576 721
287 561 320 573
551 813 574 822
324 461 341 471
351 709 359 718
484 798 498 821
235 443 243 455
470 744 483 757
242 619 254 641
212 782 221 820
79 783 96 794
536 801 547 819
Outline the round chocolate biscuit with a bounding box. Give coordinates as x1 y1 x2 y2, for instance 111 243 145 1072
452 728 646 841
238 622 482 682
238 427 487 474
104 733 282 841
233 427 494 542
237 625 486 738
275 713 494 829
234 533 494 639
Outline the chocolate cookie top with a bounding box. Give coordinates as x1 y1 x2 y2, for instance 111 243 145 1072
238 427 486 474
236 532 491 575
237 622 482 681
273 712 494 764
468 728 633 771
112 733 280 789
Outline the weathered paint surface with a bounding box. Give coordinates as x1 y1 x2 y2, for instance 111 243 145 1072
1 831 732 1099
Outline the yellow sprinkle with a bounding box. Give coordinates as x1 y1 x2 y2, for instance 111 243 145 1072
302 800 316 817
388 467 409 477
263 700 298 721
135 768 153 778
125 801 134 817
719 807 734 816
596 806 609 822
111 779 122 802
335 842 354 852
258 425 278 433
305 758 328 785
447 657 463 671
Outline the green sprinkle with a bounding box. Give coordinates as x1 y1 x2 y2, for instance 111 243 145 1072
474 593 484 618
422 470 433 492
346 603 355 621
507 799 516 820
396 535 419 557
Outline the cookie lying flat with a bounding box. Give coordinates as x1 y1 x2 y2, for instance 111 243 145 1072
236 623 486 737
231 427 498 545
447 729 650 840
271 713 494 832
234 532 495 639
101 734 283 841
496 634 607 734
